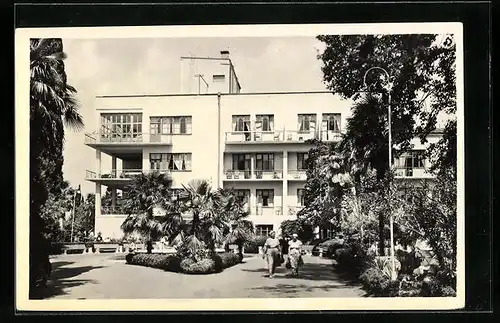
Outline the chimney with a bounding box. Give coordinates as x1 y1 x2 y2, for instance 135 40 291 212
220 50 230 59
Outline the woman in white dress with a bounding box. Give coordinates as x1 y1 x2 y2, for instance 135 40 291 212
288 233 304 276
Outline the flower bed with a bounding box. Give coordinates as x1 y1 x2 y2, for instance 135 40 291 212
125 252 241 274
358 258 456 297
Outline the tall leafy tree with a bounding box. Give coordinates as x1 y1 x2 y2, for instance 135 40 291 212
316 34 457 253
30 38 83 294
298 139 353 234
317 34 457 177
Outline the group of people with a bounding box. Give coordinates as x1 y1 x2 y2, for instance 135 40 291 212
262 231 304 278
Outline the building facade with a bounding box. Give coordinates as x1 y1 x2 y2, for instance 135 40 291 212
84 52 441 239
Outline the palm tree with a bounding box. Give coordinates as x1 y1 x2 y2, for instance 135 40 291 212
221 189 254 261
120 171 177 249
30 38 83 296
179 179 229 257
338 93 392 255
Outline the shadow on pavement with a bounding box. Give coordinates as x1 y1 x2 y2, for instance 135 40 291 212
30 260 105 299
248 283 360 295
241 262 361 287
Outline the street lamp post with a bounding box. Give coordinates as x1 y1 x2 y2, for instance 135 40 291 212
363 66 397 281
70 185 81 243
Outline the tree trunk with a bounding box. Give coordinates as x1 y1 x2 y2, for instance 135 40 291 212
237 241 243 262
378 211 385 256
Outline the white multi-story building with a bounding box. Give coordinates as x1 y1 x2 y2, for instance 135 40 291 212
84 51 441 239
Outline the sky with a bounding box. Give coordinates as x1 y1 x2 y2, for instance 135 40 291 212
61 37 329 194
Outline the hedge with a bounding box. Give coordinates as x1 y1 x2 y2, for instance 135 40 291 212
180 258 217 274
244 235 268 254
125 253 182 272
125 252 241 274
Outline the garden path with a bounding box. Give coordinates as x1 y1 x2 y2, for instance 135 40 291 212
39 253 365 299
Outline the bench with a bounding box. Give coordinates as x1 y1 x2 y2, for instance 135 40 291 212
94 243 127 253
61 243 86 255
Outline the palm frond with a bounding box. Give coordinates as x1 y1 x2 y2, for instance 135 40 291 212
182 234 205 253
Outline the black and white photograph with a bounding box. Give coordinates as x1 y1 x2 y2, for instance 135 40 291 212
16 22 465 311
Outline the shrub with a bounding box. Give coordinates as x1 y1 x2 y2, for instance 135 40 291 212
180 257 217 275
439 286 457 297
218 252 241 268
244 235 267 254
419 275 456 297
334 241 371 273
320 238 344 257
395 249 421 275
126 251 241 275
125 253 182 272
359 267 399 297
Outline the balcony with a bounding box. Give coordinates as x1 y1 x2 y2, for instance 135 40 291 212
225 130 317 144
394 167 435 179
86 169 171 187
288 169 307 181
85 132 172 150
319 130 342 142
224 169 283 181
254 206 284 216
101 205 127 215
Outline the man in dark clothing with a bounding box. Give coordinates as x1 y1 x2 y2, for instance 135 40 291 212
280 236 290 255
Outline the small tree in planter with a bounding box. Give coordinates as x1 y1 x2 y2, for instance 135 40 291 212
222 189 254 262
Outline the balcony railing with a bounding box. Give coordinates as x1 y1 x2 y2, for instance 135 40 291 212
85 169 171 180
319 130 342 142
224 169 283 180
225 130 319 144
101 205 127 215
394 167 434 178
85 132 172 145
254 206 284 216
288 169 307 180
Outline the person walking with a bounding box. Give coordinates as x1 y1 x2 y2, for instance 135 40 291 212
288 233 304 276
262 230 281 278
280 235 290 263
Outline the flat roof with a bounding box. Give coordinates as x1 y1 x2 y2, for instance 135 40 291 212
95 90 337 99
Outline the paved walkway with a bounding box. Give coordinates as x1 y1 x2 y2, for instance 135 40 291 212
39 253 366 299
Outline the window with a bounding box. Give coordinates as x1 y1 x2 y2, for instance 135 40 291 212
213 74 225 82
395 150 425 177
298 114 316 132
297 189 306 206
232 115 251 132
149 153 192 171
101 113 142 140
255 225 274 236
256 189 274 207
255 153 274 171
232 154 251 171
234 189 250 204
150 116 192 135
297 153 308 170
256 114 274 132
322 113 341 132
395 151 425 169
150 153 163 170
